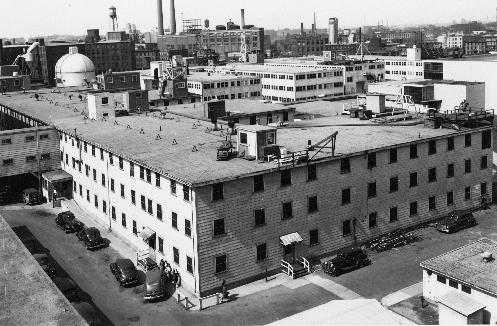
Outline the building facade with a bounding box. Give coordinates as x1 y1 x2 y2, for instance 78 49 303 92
187 73 262 101
85 41 136 74
376 31 423 47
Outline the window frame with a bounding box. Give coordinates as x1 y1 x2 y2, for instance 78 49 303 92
409 201 418 216
213 218 226 237
342 220 352 236
367 181 377 198
253 175 264 192
212 183 224 201
389 206 398 223
368 212 377 229
280 169 292 187
389 148 398 163
215 254 227 274
307 164 317 181
256 243 267 262
309 229 319 246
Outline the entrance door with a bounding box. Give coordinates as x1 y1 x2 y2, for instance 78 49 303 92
283 244 295 263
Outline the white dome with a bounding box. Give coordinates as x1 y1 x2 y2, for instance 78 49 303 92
55 48 95 87
55 53 95 74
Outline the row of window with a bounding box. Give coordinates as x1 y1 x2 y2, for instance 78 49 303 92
1 134 50 145
2 153 51 165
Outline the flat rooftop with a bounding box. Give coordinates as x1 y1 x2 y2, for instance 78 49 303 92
0 87 479 186
0 215 86 325
206 64 341 74
420 238 497 295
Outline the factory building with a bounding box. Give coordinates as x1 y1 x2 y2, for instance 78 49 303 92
0 82 493 297
375 31 424 47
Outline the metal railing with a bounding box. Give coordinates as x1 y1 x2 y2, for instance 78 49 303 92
199 292 221 310
301 257 311 274
281 260 294 278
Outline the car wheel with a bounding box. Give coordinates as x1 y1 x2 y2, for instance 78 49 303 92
334 268 341 277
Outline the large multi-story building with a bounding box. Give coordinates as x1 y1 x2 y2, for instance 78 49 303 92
287 33 329 56
0 88 493 298
85 40 136 74
376 31 423 47
446 35 463 49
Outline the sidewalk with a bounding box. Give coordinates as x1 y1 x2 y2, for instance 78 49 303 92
382 282 423 307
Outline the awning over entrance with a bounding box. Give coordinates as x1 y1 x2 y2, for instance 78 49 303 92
140 227 156 242
280 232 303 246
42 170 73 182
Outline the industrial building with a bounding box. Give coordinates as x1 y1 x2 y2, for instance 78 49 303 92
0 80 493 298
375 31 424 47
420 238 497 324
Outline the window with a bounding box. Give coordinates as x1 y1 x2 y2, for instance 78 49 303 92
256 243 267 261
282 201 293 219
119 76 126 82
447 163 454 178
409 172 418 187
25 135 35 142
449 279 458 289
1 138 12 145
342 220 352 236
93 169 97 182
465 187 471 201
170 180 176 194
309 229 319 246
87 190 90 202
172 212 178 229
253 175 264 192
481 182 487 196
437 275 446 284
156 204 162 221
482 130 491 149
481 155 488 170
254 208 266 226
212 183 224 201
390 177 399 192
186 256 193 273
109 153 113 165
111 206 116 220
101 174 106 187
342 188 351 204
185 219 191 237
465 134 471 147
410 201 418 216
155 173 161 187
110 179 114 192
26 155 36 162
368 212 377 229
147 199 153 215
158 237 163 253
215 254 227 274
92 145 95 156
340 158 350 174
389 148 397 163
428 140 436 155
119 157 123 170
146 169 151 183
173 247 179 265
429 196 436 211
389 207 398 222
102 200 107 214
94 195 98 208
281 169 292 186
447 191 454 206
447 137 454 151
130 162 134 177
72 157 75 169
410 144 417 159
213 218 225 237
100 149 104 161
367 152 376 169
131 190 136 204
307 164 317 181
183 185 190 201
73 181 77 192
132 220 137 235
139 166 144 180
308 196 318 213
122 213 126 228
368 182 377 198
465 159 471 174
428 168 437 183
2 158 13 165
239 132 247 144
119 184 124 198
461 285 471 294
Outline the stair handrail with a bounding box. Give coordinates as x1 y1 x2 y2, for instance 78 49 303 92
280 259 294 278
301 256 311 273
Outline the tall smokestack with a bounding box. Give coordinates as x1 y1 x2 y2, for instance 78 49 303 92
312 24 315 34
157 0 164 35
170 0 176 35
301 23 304 36
241 9 245 27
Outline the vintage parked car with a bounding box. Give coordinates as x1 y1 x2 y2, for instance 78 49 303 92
436 210 477 233
143 268 166 301
110 258 139 286
23 188 42 205
322 246 371 277
72 302 101 326
76 227 105 250
53 277 80 303
33 252 56 278
55 211 84 233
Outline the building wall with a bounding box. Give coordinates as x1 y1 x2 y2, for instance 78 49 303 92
0 76 31 92
433 83 485 111
0 126 59 177
85 41 136 74
423 268 497 324
187 77 262 101
98 72 140 91
438 304 468 325
59 135 200 294
195 129 493 295
384 59 424 81
289 34 328 56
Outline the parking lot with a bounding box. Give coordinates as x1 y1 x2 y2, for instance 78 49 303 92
2 201 497 325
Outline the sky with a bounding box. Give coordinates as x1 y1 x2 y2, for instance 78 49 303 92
2 0 496 39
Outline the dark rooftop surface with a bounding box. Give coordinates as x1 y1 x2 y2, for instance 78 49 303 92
0 87 476 186
420 238 497 295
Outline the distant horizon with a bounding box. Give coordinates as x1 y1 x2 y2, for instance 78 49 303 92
1 0 496 39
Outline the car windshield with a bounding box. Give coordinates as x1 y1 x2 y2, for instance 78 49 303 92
63 215 75 222
88 229 100 237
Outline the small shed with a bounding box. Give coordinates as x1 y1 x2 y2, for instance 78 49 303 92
438 290 485 325
42 170 73 202
237 125 277 160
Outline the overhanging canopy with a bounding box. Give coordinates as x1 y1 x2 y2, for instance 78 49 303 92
42 170 73 183
140 227 156 242
280 232 303 246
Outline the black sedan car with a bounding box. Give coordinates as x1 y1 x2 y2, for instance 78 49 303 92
53 277 80 303
55 211 84 233
143 268 166 301
76 227 105 250
436 210 477 233
110 258 140 286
